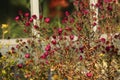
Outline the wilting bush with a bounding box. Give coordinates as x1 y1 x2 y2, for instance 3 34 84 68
0 0 120 80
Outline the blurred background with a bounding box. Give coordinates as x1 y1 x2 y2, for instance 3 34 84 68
1 0 120 39
0 0 30 38
0 0 74 39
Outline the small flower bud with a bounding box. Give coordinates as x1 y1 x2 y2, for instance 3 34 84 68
15 16 20 21
44 18 50 23
25 53 30 58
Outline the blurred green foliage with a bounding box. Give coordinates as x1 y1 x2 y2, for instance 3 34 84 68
0 0 74 39
0 0 30 39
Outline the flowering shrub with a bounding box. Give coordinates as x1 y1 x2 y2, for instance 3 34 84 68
0 0 120 80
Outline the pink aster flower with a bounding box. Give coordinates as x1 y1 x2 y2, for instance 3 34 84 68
32 15 37 19
29 18 33 22
51 39 57 45
70 35 74 40
25 53 30 58
100 38 106 43
25 22 30 27
45 44 51 51
15 16 20 21
17 63 23 68
24 12 29 17
39 15 43 19
83 10 89 15
40 54 46 59
86 72 93 77
65 11 70 16
79 55 83 60
44 17 50 23
33 25 39 29
107 6 113 11
58 28 63 35
44 51 49 56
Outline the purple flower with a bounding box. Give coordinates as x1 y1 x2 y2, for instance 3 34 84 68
40 55 46 59
11 47 15 51
33 25 39 29
91 3 94 7
70 35 74 40
95 3 101 8
39 15 43 19
70 18 74 23
107 6 113 11
79 55 83 60
45 44 51 51
77 26 82 31
32 15 37 19
65 11 70 16
58 28 63 35
11 47 15 53
44 51 49 56
29 18 33 22
25 22 30 26
79 47 84 53
86 72 93 77
16 45 20 49
25 53 30 58
105 46 111 51
24 12 29 17
52 35 56 39
17 63 23 68
83 10 89 15
40 52 49 59
51 39 57 45
45 60 49 64
44 18 50 23
15 16 20 21
65 27 72 31
100 38 106 43
24 29 27 33
92 22 97 26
